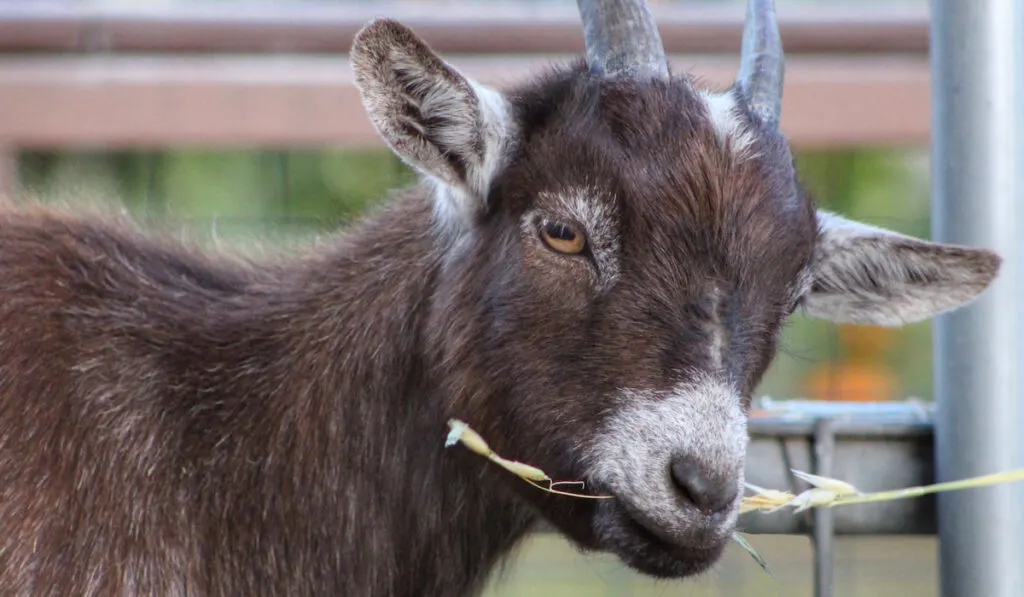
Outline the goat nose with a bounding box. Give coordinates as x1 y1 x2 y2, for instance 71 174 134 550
669 457 738 514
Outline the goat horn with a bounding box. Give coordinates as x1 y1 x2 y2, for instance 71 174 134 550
736 0 785 129
576 0 669 81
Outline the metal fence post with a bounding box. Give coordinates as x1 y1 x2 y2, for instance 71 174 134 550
931 1 1024 596
811 419 836 597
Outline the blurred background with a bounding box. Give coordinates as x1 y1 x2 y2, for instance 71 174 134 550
0 0 940 594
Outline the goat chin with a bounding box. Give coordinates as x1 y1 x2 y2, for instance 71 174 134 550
589 492 737 577
526 474 741 578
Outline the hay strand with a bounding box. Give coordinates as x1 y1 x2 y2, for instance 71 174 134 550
445 419 613 499
443 419 1024 574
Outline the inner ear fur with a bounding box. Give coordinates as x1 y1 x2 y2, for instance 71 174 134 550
351 18 515 218
803 210 1001 326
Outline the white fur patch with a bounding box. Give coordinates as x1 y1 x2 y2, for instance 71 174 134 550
467 80 515 198
429 182 463 235
583 374 748 542
700 91 756 159
815 209 891 240
706 285 725 370
792 266 815 307
429 79 517 233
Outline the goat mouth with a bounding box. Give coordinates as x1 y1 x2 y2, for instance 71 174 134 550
594 501 730 578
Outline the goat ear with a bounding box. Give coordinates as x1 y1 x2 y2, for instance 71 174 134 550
351 19 515 220
802 210 1001 326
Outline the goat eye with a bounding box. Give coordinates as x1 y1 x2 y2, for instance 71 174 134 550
539 220 586 255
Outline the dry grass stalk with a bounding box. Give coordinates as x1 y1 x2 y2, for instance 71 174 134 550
445 420 613 499
444 419 1024 575
743 467 1024 513
447 419 1024 511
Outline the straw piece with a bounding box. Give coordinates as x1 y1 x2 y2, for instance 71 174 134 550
732 533 775 577
740 468 1024 513
445 419 613 499
443 419 1024 577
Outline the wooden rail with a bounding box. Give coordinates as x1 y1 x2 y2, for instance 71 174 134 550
0 1 929 55
0 1 934 194
0 54 930 151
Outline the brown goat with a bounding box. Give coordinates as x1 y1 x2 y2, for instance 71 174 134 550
0 1 1001 596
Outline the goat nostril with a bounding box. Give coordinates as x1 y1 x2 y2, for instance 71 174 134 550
669 457 738 514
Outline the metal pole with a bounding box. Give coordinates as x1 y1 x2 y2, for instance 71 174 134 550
931 1 1024 596
810 419 836 597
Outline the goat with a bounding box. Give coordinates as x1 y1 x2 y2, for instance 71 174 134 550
0 0 1000 595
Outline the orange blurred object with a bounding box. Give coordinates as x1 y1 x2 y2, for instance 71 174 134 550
802 325 900 402
804 363 899 402
839 325 899 361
